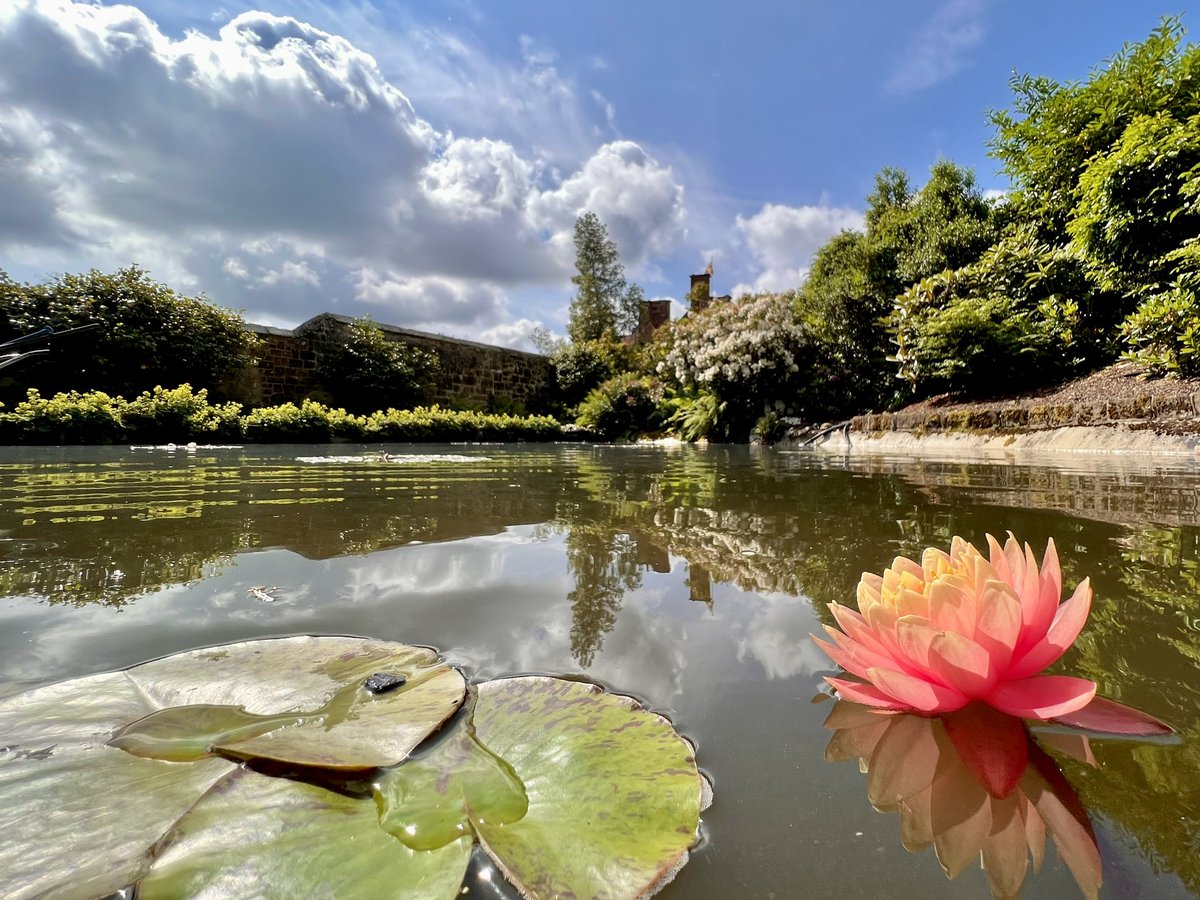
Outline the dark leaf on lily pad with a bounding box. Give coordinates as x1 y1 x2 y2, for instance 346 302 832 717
469 676 705 900
139 769 470 900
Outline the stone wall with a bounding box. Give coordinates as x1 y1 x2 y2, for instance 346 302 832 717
234 314 553 411
849 393 1200 435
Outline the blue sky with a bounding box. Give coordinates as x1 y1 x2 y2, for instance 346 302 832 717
0 0 1178 348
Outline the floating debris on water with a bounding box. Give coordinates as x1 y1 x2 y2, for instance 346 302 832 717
247 585 280 603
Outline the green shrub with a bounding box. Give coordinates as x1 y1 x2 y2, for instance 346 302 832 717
7 389 127 444
242 400 364 443
316 319 439 413
123 385 243 442
550 340 615 409
575 374 666 440
895 292 1051 396
0 267 256 402
0 386 563 445
665 391 723 442
1121 283 1200 375
363 406 560 442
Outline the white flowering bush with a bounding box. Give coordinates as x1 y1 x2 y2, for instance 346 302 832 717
658 292 825 438
660 292 803 392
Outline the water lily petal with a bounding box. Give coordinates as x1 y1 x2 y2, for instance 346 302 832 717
813 630 897 681
1050 696 1174 736
866 667 970 714
867 714 943 809
941 702 1028 799
1023 538 1063 653
986 675 1097 720
981 793 1030 900
824 677 913 711
1000 533 1026 591
975 583 1022 672
894 584 929 620
1008 579 1092 680
829 604 895 660
1022 793 1046 874
1036 732 1097 766
926 577 973 635
986 534 1010 583
895 616 936 673
865 603 905 660
893 555 924 582
928 631 994 697
922 547 951 579
857 574 883 612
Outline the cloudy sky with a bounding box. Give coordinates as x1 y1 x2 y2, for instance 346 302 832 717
0 1 1174 348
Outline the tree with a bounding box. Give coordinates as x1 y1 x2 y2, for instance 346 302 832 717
797 161 997 411
0 267 256 402
567 212 643 342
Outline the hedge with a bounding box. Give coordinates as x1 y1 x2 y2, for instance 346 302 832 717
0 385 563 445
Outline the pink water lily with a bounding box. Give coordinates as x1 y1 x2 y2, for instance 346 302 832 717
815 534 1098 720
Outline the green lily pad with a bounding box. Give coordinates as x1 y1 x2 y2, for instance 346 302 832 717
471 676 705 899
0 641 708 900
376 726 529 851
117 635 468 769
0 670 237 899
0 637 466 898
139 768 471 900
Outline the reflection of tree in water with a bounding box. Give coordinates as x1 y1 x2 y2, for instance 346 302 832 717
1056 522 1200 894
563 526 643 666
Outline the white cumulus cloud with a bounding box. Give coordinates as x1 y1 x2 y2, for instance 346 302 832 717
732 203 864 295
0 0 687 339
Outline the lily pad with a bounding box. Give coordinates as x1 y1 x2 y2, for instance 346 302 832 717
139 768 470 900
376 727 530 851
0 641 707 900
471 676 705 899
117 635 468 769
0 637 466 898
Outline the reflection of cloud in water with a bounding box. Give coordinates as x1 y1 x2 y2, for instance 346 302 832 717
732 591 827 681
0 526 827 714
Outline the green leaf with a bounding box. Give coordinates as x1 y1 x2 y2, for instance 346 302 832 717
470 676 705 899
139 769 470 899
0 670 236 899
114 635 467 769
376 727 529 852
0 637 466 898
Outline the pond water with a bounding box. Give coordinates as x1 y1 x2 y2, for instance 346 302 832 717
0 443 1197 899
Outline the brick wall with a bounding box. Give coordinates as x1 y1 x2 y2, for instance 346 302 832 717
232 314 553 412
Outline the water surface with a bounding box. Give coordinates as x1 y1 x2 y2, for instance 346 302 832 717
1 444 1197 898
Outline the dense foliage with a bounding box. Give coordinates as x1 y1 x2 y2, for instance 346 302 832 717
567 213 645 343
317 318 440 413
786 18 1200 403
574 373 667 440
0 386 562 444
0 267 256 402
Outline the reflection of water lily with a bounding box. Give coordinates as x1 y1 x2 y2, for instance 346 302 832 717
824 700 1103 900
816 534 1107 720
